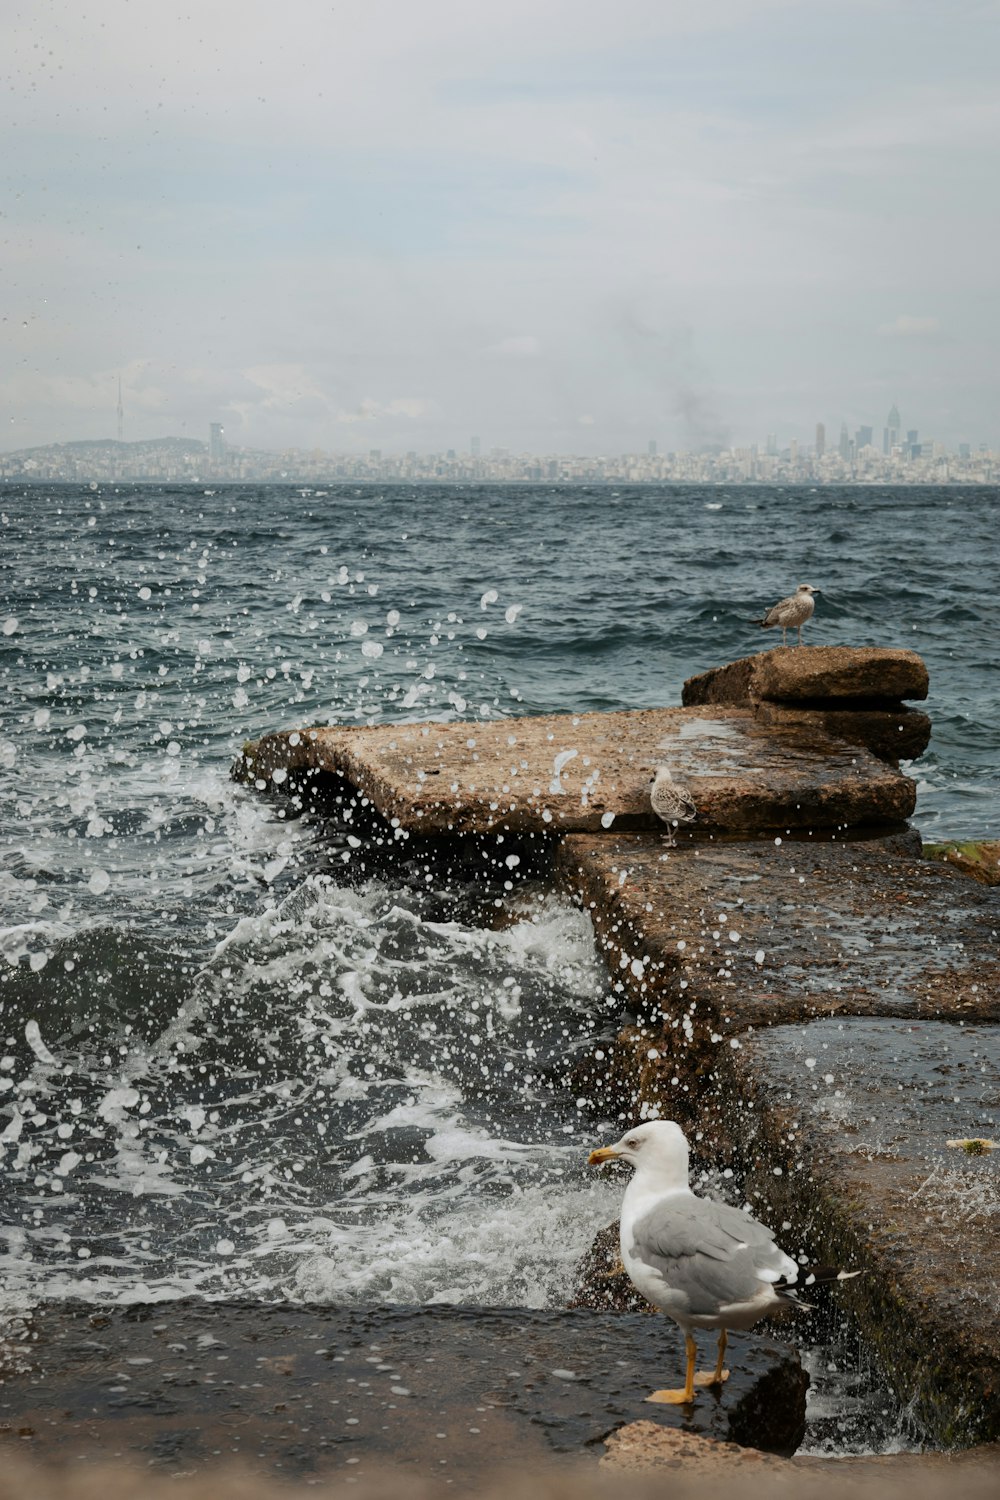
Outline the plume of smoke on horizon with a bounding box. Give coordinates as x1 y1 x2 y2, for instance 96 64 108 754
614 302 732 453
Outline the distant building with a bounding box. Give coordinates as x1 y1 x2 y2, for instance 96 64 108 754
884 403 901 454
369 449 381 461
209 422 225 461
470 435 481 457
648 439 657 456
815 422 826 457
766 434 777 456
855 424 874 451
839 421 850 460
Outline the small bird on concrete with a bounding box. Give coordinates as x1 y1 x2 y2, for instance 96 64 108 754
588 1120 860 1405
755 583 818 647
649 766 696 846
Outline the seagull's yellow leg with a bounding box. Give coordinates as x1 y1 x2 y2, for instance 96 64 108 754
695 1328 730 1387
646 1334 696 1405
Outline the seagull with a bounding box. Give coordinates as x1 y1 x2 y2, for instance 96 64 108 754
755 583 818 647
588 1120 858 1405
649 766 696 846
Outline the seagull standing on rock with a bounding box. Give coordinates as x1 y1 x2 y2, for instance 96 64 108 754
649 766 696 845
756 583 818 647
589 1120 859 1406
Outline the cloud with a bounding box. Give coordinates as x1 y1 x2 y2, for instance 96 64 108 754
484 336 542 358
877 314 943 338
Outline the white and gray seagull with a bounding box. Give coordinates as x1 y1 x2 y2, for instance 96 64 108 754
755 582 818 647
588 1120 858 1405
649 765 696 846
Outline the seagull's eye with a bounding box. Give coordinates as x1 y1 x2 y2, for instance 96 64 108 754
625 1138 640 1149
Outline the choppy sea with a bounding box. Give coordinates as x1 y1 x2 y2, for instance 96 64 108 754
2 482 998 1450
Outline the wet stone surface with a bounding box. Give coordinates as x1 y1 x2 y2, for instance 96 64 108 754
234 705 915 836
556 833 1000 1032
722 1018 1000 1446
0 1303 807 1477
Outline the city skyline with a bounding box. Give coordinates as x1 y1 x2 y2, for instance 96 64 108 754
2 393 990 469
4 4 1000 456
4 405 996 487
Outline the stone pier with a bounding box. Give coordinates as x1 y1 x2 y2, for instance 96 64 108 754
226 644 999 1450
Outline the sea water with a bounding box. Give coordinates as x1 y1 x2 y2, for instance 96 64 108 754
1 483 998 1445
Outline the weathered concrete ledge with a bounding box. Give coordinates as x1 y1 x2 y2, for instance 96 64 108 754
683 646 932 763
556 833 1000 1445
233 704 916 835
723 1019 1000 1448
0 1302 807 1474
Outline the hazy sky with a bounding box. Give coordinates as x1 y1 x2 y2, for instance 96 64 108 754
4 0 999 454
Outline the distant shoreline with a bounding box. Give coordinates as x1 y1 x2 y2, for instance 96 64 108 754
3 477 999 490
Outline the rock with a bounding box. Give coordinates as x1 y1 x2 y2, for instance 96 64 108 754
683 647 929 708
556 834 1000 1056
602 1421 1000 1480
753 646 930 704
924 840 1000 887
718 1017 1000 1447
601 1420 789 1473
557 831 1000 1444
753 701 932 764
1 1301 808 1469
235 706 917 835
569 1219 650 1313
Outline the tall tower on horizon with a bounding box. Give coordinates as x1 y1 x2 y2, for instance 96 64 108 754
116 378 124 442
884 402 901 454
815 422 825 458
209 422 225 462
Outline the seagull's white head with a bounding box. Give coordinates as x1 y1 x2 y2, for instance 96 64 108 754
588 1119 690 1189
796 583 819 595
648 765 674 786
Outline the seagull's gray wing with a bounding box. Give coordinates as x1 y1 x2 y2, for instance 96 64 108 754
628 1196 789 1316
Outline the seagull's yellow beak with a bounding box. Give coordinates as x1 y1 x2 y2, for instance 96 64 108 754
588 1145 620 1166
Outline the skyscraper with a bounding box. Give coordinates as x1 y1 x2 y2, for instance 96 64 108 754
470 435 481 457
855 425 873 451
839 421 850 460
648 439 657 457
815 423 826 457
883 403 901 454
209 422 225 461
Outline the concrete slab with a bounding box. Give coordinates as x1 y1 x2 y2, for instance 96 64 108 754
234 707 916 835
683 647 929 707
556 832 1000 1446
721 1018 1000 1446
0 1303 807 1476
556 834 1000 1034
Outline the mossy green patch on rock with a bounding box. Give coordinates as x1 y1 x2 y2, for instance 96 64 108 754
923 841 1000 887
